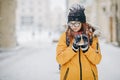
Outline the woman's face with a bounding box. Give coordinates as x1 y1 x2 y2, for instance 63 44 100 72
68 21 82 32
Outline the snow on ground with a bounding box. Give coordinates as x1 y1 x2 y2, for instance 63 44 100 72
0 35 120 80
98 40 120 80
0 41 59 80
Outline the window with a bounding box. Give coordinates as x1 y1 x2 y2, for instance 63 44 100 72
21 16 34 25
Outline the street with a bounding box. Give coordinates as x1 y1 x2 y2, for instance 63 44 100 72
0 39 120 80
0 41 59 80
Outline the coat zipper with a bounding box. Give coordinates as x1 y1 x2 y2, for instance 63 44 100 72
79 48 82 80
91 69 96 80
63 68 69 80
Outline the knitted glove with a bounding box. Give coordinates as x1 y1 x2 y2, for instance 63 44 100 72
72 35 81 52
80 34 89 52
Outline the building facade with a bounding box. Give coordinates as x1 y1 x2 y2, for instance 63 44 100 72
111 0 120 46
0 0 17 50
0 0 51 50
16 0 50 32
16 0 50 43
95 0 120 46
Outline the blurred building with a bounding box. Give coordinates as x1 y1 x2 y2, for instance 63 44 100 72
0 0 51 50
66 0 80 9
111 0 120 46
16 0 51 44
50 7 66 33
16 0 50 33
94 0 120 46
0 0 17 50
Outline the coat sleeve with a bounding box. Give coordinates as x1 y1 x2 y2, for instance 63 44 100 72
56 33 77 65
84 37 102 65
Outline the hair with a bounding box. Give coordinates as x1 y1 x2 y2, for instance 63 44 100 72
65 23 95 44
66 23 84 42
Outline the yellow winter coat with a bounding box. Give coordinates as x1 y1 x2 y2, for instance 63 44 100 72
56 32 102 80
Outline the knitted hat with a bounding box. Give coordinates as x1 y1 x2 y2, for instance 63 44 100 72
68 4 86 23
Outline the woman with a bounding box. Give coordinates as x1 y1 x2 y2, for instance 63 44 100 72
56 4 102 80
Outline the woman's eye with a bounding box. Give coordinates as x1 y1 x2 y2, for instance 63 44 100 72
70 24 73 26
75 24 79 26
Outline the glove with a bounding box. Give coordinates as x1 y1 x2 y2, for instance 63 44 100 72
72 35 81 52
80 34 89 52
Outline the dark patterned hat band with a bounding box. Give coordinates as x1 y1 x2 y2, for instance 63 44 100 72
68 16 86 23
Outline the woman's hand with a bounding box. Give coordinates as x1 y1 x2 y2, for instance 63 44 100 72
80 34 89 52
72 35 81 52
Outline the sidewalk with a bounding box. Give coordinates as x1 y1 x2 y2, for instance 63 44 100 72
98 40 120 80
0 38 51 60
0 40 59 80
0 39 120 80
